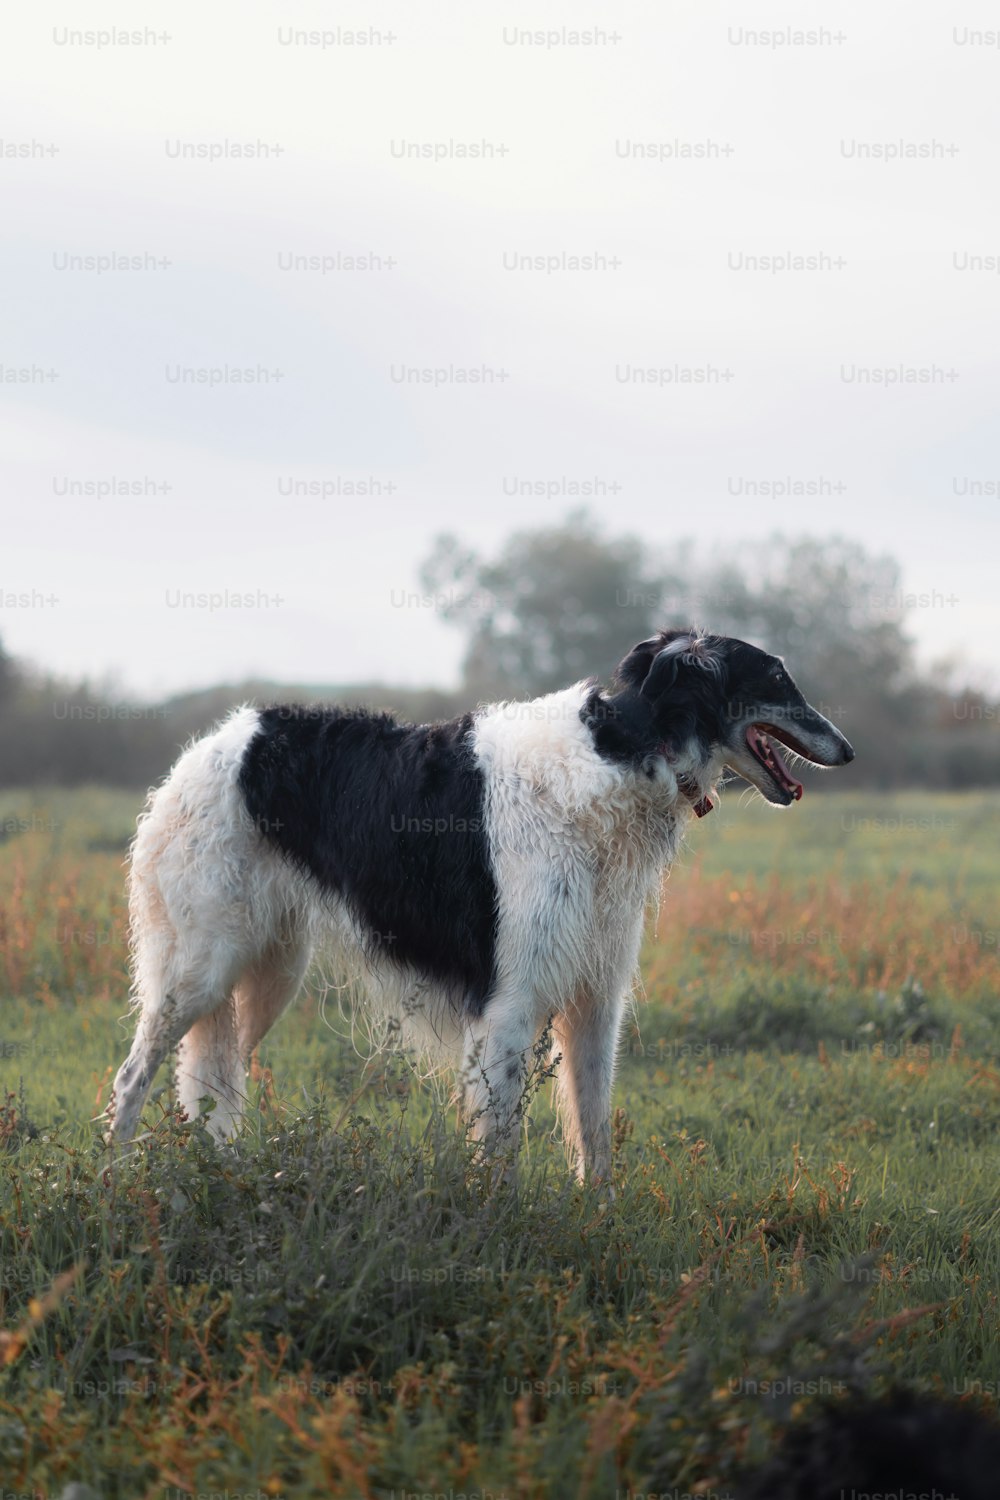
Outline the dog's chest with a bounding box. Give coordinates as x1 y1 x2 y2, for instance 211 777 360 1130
489 761 682 898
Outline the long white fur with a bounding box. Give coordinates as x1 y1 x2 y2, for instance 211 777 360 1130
109 683 722 1184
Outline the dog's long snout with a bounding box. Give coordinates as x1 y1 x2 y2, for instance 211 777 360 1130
805 709 854 766
765 702 855 768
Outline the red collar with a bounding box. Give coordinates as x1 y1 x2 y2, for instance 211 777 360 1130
663 751 715 818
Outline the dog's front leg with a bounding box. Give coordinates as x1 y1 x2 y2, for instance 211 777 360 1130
552 993 626 1194
461 993 535 1185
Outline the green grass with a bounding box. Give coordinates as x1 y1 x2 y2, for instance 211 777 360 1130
1 789 999 1497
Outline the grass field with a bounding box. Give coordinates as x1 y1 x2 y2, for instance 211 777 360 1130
1 786 999 1497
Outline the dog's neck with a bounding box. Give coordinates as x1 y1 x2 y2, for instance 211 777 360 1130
580 686 718 818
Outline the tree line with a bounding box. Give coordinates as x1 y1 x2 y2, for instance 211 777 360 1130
1 516 995 789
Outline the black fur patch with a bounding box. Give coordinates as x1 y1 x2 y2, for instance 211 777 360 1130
238 706 498 1016
578 686 661 766
580 628 730 767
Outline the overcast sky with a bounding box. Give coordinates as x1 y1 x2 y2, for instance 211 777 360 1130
4 0 999 699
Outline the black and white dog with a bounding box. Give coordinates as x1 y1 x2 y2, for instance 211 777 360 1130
109 630 854 1180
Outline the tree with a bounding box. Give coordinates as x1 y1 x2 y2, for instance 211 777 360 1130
419 510 676 700
688 534 913 687
0 636 16 708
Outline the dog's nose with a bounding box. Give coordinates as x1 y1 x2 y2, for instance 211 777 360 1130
840 738 856 764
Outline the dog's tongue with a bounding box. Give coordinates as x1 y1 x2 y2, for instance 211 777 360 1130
770 737 804 800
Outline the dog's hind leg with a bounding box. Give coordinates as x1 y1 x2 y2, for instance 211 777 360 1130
113 929 304 1145
110 1006 184 1145
109 705 278 1146
231 928 313 1081
175 999 246 1140
109 863 190 1143
177 918 313 1140
110 828 257 1140
111 933 253 1144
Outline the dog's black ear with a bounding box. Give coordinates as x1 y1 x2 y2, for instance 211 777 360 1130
616 635 665 689
640 636 693 705
640 634 724 712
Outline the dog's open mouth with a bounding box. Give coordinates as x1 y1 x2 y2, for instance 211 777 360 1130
746 725 803 801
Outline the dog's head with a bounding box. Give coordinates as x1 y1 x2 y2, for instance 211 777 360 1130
617 628 855 806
